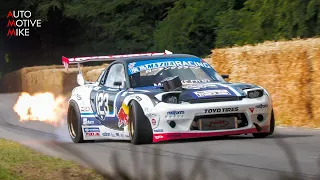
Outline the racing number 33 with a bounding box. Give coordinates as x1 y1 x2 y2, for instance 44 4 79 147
96 91 109 119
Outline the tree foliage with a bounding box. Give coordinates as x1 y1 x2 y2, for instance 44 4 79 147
2 0 320 74
216 0 320 47
64 0 176 54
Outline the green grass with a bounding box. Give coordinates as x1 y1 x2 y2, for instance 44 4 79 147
0 138 104 180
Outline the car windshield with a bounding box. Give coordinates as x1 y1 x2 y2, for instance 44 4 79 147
128 57 225 88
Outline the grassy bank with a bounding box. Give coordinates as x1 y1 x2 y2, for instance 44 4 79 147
0 138 103 180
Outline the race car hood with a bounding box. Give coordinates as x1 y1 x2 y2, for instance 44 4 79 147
130 82 260 102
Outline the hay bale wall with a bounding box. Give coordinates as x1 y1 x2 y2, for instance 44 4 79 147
0 65 106 95
210 38 320 127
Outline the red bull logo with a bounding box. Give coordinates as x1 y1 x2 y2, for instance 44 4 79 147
117 103 129 127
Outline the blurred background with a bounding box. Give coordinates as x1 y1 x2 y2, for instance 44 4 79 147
1 0 320 74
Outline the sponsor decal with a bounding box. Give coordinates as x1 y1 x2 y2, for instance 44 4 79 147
167 110 184 116
209 120 229 127
84 128 100 132
86 132 100 136
154 82 162 86
204 107 239 113
249 108 254 113
102 132 110 136
95 91 109 120
151 118 156 126
146 66 200 74
255 104 268 109
202 117 236 130
128 62 136 68
120 134 124 137
184 83 218 89
76 94 82 100
107 88 119 91
111 133 117 137
205 83 219 87
194 89 231 97
181 79 211 84
183 84 201 89
135 96 142 101
153 129 163 132
116 133 119 136
83 118 94 125
154 135 164 140
81 106 90 112
127 58 211 75
117 103 129 127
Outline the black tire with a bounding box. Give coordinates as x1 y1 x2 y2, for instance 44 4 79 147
128 101 153 144
67 101 94 143
252 109 275 138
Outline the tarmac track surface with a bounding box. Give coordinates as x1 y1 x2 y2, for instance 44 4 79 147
0 93 319 180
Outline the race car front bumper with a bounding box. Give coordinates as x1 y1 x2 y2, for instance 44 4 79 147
149 95 272 143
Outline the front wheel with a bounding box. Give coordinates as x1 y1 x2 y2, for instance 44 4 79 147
128 101 153 144
252 109 275 138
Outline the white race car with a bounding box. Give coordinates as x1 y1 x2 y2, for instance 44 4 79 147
62 51 275 144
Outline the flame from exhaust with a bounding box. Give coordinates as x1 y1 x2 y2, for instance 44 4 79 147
13 92 68 127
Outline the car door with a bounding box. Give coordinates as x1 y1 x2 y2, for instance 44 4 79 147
90 63 128 130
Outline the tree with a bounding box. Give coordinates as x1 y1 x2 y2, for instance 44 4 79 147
65 0 176 54
215 0 320 47
153 0 237 56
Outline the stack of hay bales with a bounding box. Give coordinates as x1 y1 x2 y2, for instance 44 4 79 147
0 65 64 93
0 64 108 95
210 38 320 127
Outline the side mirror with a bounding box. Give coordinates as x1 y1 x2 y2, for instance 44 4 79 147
77 74 85 86
221 74 229 79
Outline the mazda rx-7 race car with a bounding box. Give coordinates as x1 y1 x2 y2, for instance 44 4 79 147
62 51 274 144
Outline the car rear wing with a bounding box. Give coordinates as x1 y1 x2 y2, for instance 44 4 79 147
61 50 173 71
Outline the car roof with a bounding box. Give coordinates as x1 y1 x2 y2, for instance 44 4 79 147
112 54 200 64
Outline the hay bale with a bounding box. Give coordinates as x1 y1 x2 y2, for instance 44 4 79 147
21 66 60 91
62 66 105 91
309 43 320 127
211 38 320 127
25 69 65 95
0 65 65 93
85 68 105 82
0 64 108 95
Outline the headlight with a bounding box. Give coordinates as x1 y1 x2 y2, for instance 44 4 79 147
155 92 181 104
149 96 160 106
247 90 264 98
164 96 178 103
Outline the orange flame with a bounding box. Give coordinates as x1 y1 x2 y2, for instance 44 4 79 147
13 92 68 127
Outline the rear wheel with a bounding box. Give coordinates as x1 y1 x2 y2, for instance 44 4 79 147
252 109 275 138
128 101 153 144
67 101 94 143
